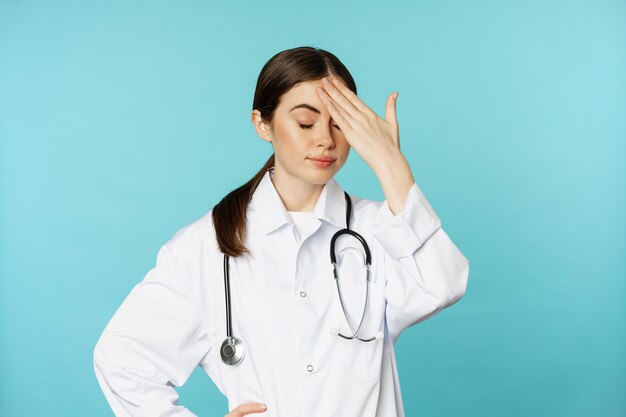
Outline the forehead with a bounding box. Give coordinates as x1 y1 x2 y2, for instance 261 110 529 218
278 78 348 115
280 80 323 105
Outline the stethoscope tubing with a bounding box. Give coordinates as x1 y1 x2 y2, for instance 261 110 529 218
220 188 380 366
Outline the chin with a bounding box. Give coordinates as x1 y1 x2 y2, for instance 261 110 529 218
303 170 334 184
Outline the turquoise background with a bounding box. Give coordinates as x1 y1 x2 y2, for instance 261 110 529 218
1 0 624 416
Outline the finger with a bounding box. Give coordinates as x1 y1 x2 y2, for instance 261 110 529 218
385 91 398 126
321 77 361 122
386 91 400 148
316 86 353 131
228 403 267 416
327 76 378 120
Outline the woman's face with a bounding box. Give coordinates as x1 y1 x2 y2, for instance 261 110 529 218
252 77 351 186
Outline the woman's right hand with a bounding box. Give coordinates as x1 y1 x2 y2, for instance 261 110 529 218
225 403 267 416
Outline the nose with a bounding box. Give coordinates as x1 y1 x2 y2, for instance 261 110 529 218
315 123 337 149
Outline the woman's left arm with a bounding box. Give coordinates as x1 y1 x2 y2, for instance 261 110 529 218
316 76 470 344
368 152 470 344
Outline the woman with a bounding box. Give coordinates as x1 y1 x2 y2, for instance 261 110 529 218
93 46 470 417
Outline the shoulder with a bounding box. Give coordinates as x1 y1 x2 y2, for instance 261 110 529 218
161 209 218 265
347 192 387 226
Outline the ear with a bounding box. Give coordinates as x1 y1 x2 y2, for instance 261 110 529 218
251 110 273 144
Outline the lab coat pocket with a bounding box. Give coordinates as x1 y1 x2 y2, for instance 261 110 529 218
358 280 386 383
333 246 386 383
217 336 268 412
213 255 268 411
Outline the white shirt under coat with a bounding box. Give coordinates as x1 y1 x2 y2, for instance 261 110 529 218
93 168 470 416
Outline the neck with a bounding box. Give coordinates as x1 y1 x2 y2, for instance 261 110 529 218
269 167 324 212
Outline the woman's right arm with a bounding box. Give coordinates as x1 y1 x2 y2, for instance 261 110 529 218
93 244 212 416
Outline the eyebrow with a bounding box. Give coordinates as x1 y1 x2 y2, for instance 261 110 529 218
288 103 321 114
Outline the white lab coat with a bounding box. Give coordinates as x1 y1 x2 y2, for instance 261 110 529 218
93 168 470 417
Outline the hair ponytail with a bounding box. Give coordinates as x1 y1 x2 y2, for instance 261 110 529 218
212 153 275 257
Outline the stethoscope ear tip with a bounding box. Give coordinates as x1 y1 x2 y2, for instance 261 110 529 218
375 332 384 340
329 327 339 336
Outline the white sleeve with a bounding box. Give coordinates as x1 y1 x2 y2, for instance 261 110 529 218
369 181 470 344
93 244 213 416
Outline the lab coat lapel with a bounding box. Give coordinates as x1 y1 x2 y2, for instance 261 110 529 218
249 168 347 235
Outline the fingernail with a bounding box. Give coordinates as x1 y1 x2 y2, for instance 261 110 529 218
259 404 267 410
394 92 398 100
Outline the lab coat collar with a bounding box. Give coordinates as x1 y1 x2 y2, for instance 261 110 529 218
249 168 347 235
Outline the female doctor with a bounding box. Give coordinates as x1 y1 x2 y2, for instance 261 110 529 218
93 46 470 417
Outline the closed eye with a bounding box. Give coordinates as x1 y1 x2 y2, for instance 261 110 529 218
299 123 341 131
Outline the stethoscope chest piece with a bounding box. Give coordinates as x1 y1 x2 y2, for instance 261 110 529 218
220 336 245 365
219 183 381 366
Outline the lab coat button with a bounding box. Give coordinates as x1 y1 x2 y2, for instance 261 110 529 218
307 364 314 372
300 291 307 297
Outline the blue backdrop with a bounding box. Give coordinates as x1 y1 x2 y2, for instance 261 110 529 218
1 1 624 416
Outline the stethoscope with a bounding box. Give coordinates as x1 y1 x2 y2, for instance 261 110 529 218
220 189 384 366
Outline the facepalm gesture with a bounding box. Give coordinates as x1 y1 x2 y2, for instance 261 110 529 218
316 76 402 171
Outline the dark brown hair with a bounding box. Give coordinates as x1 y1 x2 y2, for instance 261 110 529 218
212 46 358 257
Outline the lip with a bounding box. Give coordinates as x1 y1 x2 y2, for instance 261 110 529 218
308 158 335 168
308 156 336 162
